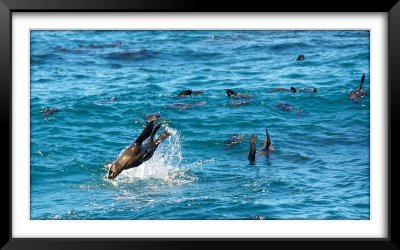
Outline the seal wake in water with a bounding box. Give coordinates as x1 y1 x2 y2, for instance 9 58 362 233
108 120 171 179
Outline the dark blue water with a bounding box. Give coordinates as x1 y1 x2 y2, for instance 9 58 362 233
30 30 370 220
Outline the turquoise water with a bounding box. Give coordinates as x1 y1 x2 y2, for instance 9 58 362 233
30 30 370 219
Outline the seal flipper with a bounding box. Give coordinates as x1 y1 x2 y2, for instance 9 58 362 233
134 120 154 145
154 130 171 146
265 128 271 150
150 123 162 141
359 73 366 91
248 135 257 161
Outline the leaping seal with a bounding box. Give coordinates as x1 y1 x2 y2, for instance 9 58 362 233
108 120 171 179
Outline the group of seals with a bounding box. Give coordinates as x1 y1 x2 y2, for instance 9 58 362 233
107 71 367 178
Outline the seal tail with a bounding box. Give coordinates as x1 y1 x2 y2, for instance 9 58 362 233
134 120 154 145
155 130 171 146
248 135 257 161
359 73 365 91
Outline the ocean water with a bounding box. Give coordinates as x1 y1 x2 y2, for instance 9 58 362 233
30 30 370 220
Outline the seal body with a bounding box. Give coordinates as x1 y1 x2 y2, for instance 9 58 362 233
41 108 60 117
248 128 272 162
274 103 294 112
248 135 257 161
226 89 251 99
178 89 203 96
349 90 367 100
108 120 171 179
349 73 367 100
296 54 305 61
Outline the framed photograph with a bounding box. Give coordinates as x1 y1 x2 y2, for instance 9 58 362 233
2 0 399 249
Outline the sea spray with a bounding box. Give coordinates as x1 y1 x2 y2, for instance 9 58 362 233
107 126 191 185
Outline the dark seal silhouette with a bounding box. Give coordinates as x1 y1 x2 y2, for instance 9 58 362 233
41 108 61 117
349 73 367 100
296 54 305 61
248 128 272 162
177 89 203 96
226 89 251 99
108 120 171 179
272 87 316 93
272 87 297 93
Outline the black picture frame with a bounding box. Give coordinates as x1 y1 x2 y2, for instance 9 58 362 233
2 0 399 249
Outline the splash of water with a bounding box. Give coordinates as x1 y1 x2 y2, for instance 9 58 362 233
106 126 191 185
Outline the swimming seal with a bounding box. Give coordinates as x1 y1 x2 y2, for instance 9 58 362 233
296 54 305 61
224 133 244 149
226 89 251 99
272 87 297 93
177 89 203 96
349 73 367 100
291 87 317 93
272 87 316 93
108 120 171 179
274 103 295 112
169 101 207 110
41 108 61 117
248 128 272 161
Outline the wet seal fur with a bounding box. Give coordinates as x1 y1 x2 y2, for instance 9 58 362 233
226 89 251 99
248 128 272 162
349 74 367 100
296 54 305 61
177 89 203 96
108 119 171 179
